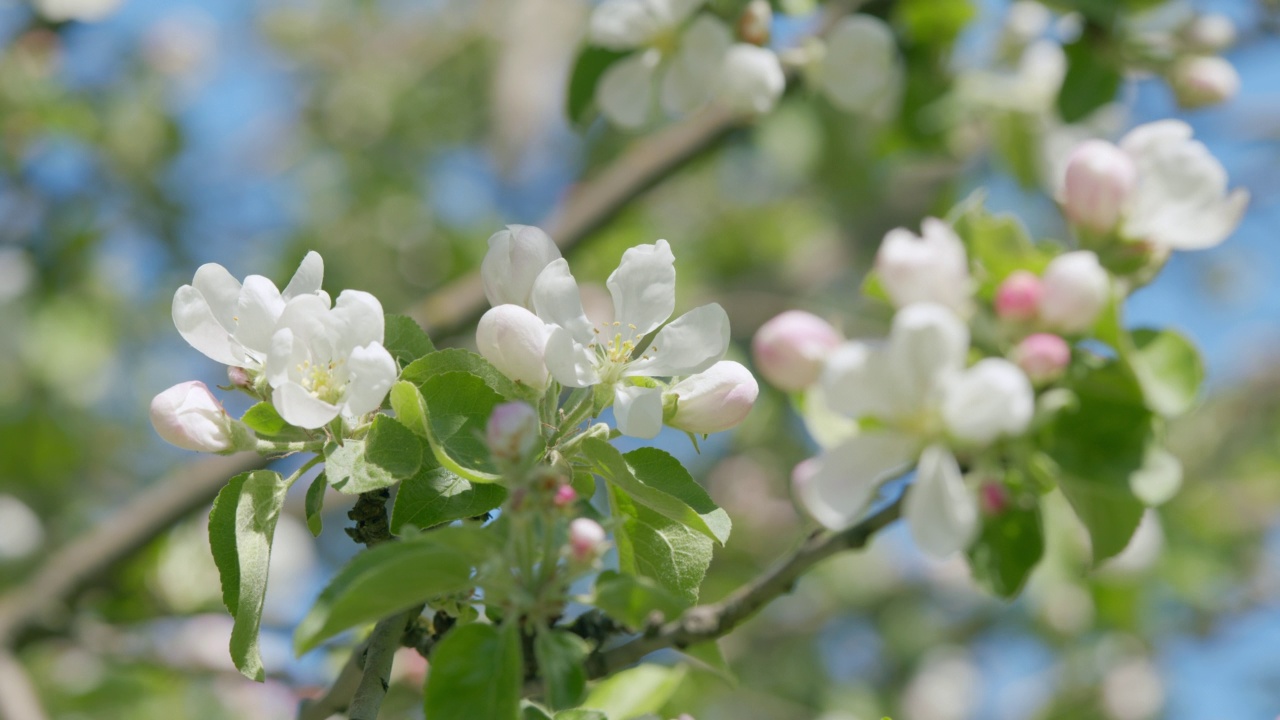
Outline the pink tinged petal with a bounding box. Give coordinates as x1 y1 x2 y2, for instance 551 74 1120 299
343 343 397 417
333 290 386 350
190 262 241 329
282 251 324 300
150 381 234 453
233 275 287 360
941 358 1034 446
905 445 978 557
613 384 664 439
532 259 596 345
543 326 600 388
885 303 970 410
796 432 917 530
476 305 551 391
607 239 676 338
660 15 731 115
172 285 243 366
666 360 758 434
625 303 728 378
597 50 659 129
481 225 562 308
752 310 842 392
273 381 341 429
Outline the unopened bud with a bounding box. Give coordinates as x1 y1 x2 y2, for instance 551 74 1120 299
1170 55 1240 110
480 225 561 309
994 271 1043 322
1013 333 1071 384
1038 251 1109 334
752 311 841 392
227 365 252 390
665 361 759 435
737 0 772 46
979 482 1011 516
1061 139 1137 234
476 305 551 391
568 518 607 562
150 381 240 453
485 401 540 464
719 44 785 115
1184 14 1236 52
553 484 577 508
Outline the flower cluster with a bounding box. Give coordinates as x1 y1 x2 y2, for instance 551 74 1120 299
476 225 757 439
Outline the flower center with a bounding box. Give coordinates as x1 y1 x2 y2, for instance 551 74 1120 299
588 321 660 384
298 359 345 405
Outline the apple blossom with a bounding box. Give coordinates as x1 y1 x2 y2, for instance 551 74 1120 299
151 381 246 453
476 305 552 391
480 225 561 309
816 15 903 119
1002 1 1051 47
486 401 541 464
718 44 785 116
553 485 578 508
172 251 326 375
994 271 1044 322
752 310 841 392
532 240 729 439
664 360 758 435
797 304 1033 556
1038 251 1109 334
568 518 608 562
1184 14 1236 52
33 0 121 22
875 218 972 314
1170 56 1240 110
265 291 397 429
1013 333 1071 384
1061 139 1137 234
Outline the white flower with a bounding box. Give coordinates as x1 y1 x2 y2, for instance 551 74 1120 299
752 310 842 392
172 252 326 374
1184 14 1236 52
150 381 244 453
718 44 785 116
1061 139 1138 234
533 240 729 439
476 304 552 391
1038 251 1109 334
875 218 972 314
33 0 121 22
588 0 704 50
817 15 903 119
665 360 758 434
797 304 1033 556
1169 56 1240 110
480 225 561 309
265 291 397 429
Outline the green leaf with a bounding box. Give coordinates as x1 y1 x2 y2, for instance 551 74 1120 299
991 111 1043 189
567 46 629 126
967 503 1044 598
592 570 688 629
679 641 735 684
402 348 523 400
535 629 590 710
625 447 731 545
1129 328 1204 417
240 402 289 436
521 703 554 720
394 374 506 483
952 200 1052 297
556 712 608 720
570 470 596 500
208 470 289 681
294 527 493 654
304 472 326 537
425 623 522 720
895 0 975 45
391 464 507 533
383 314 436 365
582 438 728 545
324 416 423 494
609 484 713 605
581 664 686 720
1057 36 1122 123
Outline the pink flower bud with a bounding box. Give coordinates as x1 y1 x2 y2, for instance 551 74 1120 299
752 311 841 392
568 518 607 562
666 361 759 435
979 482 1011 516
553 484 577 508
227 365 252 390
1061 140 1137 234
994 271 1043 322
1171 56 1240 110
150 381 238 453
737 0 772 46
1014 333 1071 384
1038 251 1109 334
485 401 540 464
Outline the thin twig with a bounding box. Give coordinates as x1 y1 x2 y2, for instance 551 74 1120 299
298 642 367 720
0 649 49 720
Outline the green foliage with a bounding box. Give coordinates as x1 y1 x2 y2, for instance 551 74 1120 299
294 526 494 653
425 623 523 720
609 484 714 605
567 47 630 126
323 415 423 494
304 472 326 537
1129 328 1205 417
951 196 1053 297
968 503 1045 597
402 348 524 400
391 376 505 483
240 403 290 437
207 470 290 681
383 314 436 366
391 462 506 533
592 570 688 629
534 629 591 709
581 665 687 720
895 0 976 45
1057 36 1122 123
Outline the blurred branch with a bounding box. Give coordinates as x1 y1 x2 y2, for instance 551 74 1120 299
0 649 49 720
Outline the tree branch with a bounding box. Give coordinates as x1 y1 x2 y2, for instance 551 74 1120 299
0 649 49 720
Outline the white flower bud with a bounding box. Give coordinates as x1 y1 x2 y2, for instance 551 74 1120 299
875 218 971 314
1038 251 1109 334
1184 14 1236 52
476 305 551 391
666 361 759 435
485 402 541 464
480 225 561 309
719 44 785 115
1061 139 1137 234
568 518 607 562
1170 56 1240 110
1013 332 1071 384
994 271 1043 322
752 311 841 391
150 381 241 453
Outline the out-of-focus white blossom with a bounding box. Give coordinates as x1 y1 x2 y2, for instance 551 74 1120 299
718 44 785 115
150 381 245 453
480 225 562 309
875 218 972 315
33 0 121 22
816 15 903 119
752 310 841 392
1184 14 1236 52
665 360 758 434
1061 139 1138 234
737 0 772 46
1101 657 1164 720
1170 55 1240 110
476 305 552 391
1038 251 1109 333
568 518 608 562
1002 1 1052 47
486 402 541 464
0 495 43 561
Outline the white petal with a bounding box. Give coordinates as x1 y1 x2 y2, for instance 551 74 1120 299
597 50 659 129
905 445 978 557
884 303 970 410
276 294 337 361
543 326 600 387
190 262 241 330
941 358 1034 446
172 285 243 367
607 239 676 338
660 15 731 115
666 360 758 434
265 327 305 388
476 305 551 391
820 16 902 118
801 383 858 449
588 0 668 50
718 44 786 115
820 341 912 422
273 381 340 430
233 275 286 360
531 259 595 345
481 225 562 308
796 432 917 530
333 290 386 350
875 219 971 313
626 303 728 378
613 384 664 439
282 251 324 300
343 343 397 417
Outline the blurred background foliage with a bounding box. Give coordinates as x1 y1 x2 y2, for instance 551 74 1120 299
1 0 1279 718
